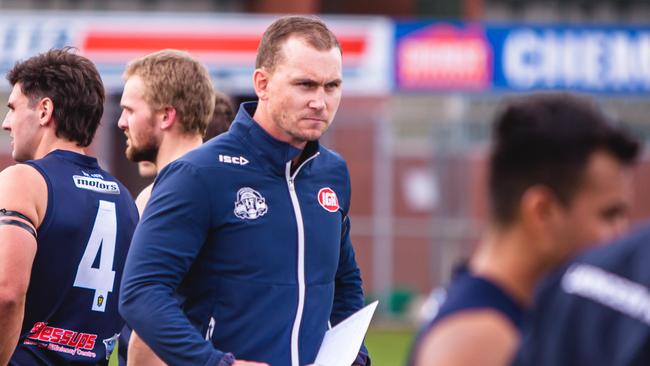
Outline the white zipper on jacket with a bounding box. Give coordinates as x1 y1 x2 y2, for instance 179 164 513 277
286 152 320 366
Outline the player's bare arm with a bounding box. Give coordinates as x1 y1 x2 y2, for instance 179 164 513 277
127 331 167 366
415 310 519 366
0 165 47 364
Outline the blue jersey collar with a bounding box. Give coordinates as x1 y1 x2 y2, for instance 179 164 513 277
41 149 99 168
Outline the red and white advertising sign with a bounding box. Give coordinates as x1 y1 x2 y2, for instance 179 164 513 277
0 12 392 96
396 24 491 91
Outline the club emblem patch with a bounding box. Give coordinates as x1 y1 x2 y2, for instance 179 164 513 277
318 187 339 212
234 187 268 220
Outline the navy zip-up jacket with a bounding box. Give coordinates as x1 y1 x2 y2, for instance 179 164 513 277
119 102 368 366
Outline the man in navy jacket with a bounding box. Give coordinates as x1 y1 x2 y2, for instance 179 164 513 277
119 16 369 366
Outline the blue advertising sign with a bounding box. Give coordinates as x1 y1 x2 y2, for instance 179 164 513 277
487 24 650 93
396 21 650 94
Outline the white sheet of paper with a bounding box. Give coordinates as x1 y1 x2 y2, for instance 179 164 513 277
312 301 379 366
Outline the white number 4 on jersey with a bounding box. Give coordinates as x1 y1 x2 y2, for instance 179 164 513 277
73 200 117 312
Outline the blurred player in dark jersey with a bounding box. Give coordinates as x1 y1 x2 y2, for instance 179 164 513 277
514 222 650 366
409 93 640 366
0 48 139 365
116 49 217 366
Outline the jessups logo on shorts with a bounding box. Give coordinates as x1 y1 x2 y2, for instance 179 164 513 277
25 322 98 358
73 176 120 194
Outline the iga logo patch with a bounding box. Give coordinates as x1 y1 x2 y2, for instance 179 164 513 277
318 187 339 212
234 187 268 220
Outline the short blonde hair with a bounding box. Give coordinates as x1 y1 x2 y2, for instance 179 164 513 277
256 16 340 73
124 49 215 135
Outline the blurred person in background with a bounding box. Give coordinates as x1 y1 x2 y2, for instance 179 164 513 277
119 15 369 366
514 217 650 365
0 48 139 365
204 90 234 142
135 90 234 180
409 93 640 366
116 48 216 365
136 161 157 179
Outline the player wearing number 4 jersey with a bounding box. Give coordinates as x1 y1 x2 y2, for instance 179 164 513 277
0 48 139 365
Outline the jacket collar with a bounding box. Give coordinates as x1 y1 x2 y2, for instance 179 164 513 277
230 101 320 175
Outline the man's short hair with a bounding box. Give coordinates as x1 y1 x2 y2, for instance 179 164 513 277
204 91 234 141
489 93 640 225
7 47 104 147
255 15 340 73
123 49 215 136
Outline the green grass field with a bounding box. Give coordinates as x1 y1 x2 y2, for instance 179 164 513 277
365 327 415 366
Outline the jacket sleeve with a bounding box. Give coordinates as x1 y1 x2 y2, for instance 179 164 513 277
330 168 371 365
119 161 229 366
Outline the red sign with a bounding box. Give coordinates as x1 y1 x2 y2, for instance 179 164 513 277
397 24 491 90
81 31 366 66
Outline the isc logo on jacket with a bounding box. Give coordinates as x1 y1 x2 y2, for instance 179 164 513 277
318 187 339 212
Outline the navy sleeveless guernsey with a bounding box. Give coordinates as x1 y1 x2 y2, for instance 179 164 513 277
409 266 526 366
10 150 139 365
430 266 525 328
